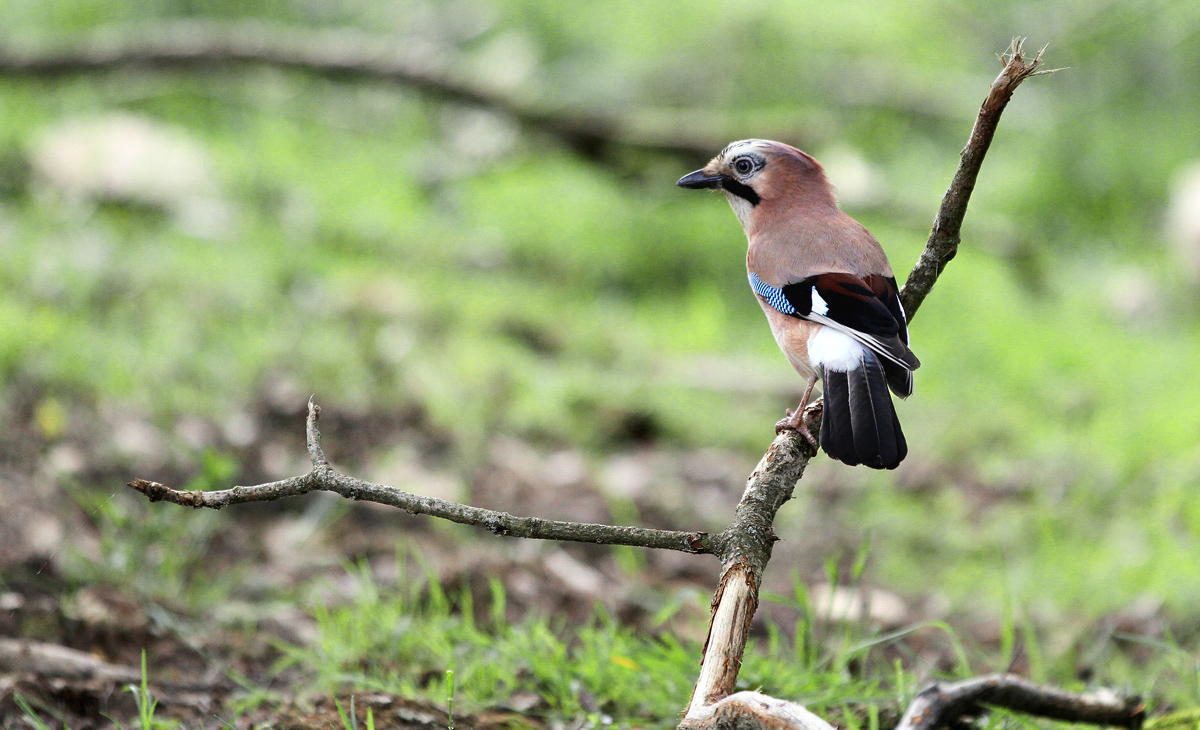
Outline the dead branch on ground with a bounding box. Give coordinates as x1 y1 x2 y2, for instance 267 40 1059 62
122 37 1138 730
0 638 138 684
895 674 1144 730
0 638 230 693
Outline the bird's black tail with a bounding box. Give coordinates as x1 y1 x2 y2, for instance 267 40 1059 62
820 356 907 470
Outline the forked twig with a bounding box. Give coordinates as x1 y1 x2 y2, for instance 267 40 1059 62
130 399 715 556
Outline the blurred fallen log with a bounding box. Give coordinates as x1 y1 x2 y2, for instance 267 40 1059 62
0 638 234 694
0 638 138 683
0 20 761 164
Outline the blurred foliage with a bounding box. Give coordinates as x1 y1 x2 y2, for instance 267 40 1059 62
64 451 240 607
2 0 1200 703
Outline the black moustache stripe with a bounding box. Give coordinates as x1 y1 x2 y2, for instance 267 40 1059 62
721 179 761 206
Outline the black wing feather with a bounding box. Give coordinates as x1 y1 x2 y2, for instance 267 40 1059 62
868 275 910 346
866 275 913 397
781 275 899 338
846 352 899 469
780 273 920 390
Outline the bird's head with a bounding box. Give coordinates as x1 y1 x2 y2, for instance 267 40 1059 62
677 139 834 229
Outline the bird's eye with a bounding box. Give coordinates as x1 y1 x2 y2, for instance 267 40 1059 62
733 157 755 175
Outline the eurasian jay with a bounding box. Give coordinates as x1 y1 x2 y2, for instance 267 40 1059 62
678 140 919 469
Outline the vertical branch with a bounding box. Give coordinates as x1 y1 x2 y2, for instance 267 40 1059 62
305 397 329 469
682 39 1054 725
687 565 761 715
686 409 819 717
900 39 1053 320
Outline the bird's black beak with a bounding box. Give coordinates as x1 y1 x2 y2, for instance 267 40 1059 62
676 169 726 189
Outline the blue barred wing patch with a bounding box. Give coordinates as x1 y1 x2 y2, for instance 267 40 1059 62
749 272 797 316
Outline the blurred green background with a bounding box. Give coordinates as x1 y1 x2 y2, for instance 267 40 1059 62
3 0 1200 722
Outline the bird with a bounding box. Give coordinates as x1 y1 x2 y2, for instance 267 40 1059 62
677 140 919 469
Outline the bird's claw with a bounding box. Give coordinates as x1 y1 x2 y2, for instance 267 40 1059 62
775 409 819 450
797 423 819 450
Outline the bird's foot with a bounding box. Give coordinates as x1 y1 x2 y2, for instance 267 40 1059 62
775 409 818 450
796 421 819 450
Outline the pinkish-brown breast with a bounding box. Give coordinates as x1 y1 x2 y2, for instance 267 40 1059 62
756 297 820 380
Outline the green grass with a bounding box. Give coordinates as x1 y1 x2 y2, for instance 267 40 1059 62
17 652 170 730
276 558 1200 729
62 451 243 609
123 651 165 730
334 696 377 730
14 694 59 730
20 542 1200 727
279 559 899 729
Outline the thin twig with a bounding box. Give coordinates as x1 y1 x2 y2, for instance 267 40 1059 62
128 400 714 555
304 395 328 469
895 674 1145 730
899 38 1057 320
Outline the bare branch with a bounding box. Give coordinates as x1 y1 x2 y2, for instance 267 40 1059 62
899 37 1056 320
128 400 714 555
896 674 1145 730
681 40 1054 722
687 403 819 715
686 36 1072 722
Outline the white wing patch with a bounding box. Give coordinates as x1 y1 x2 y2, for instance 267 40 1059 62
811 289 829 316
807 312 913 370
808 327 867 372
